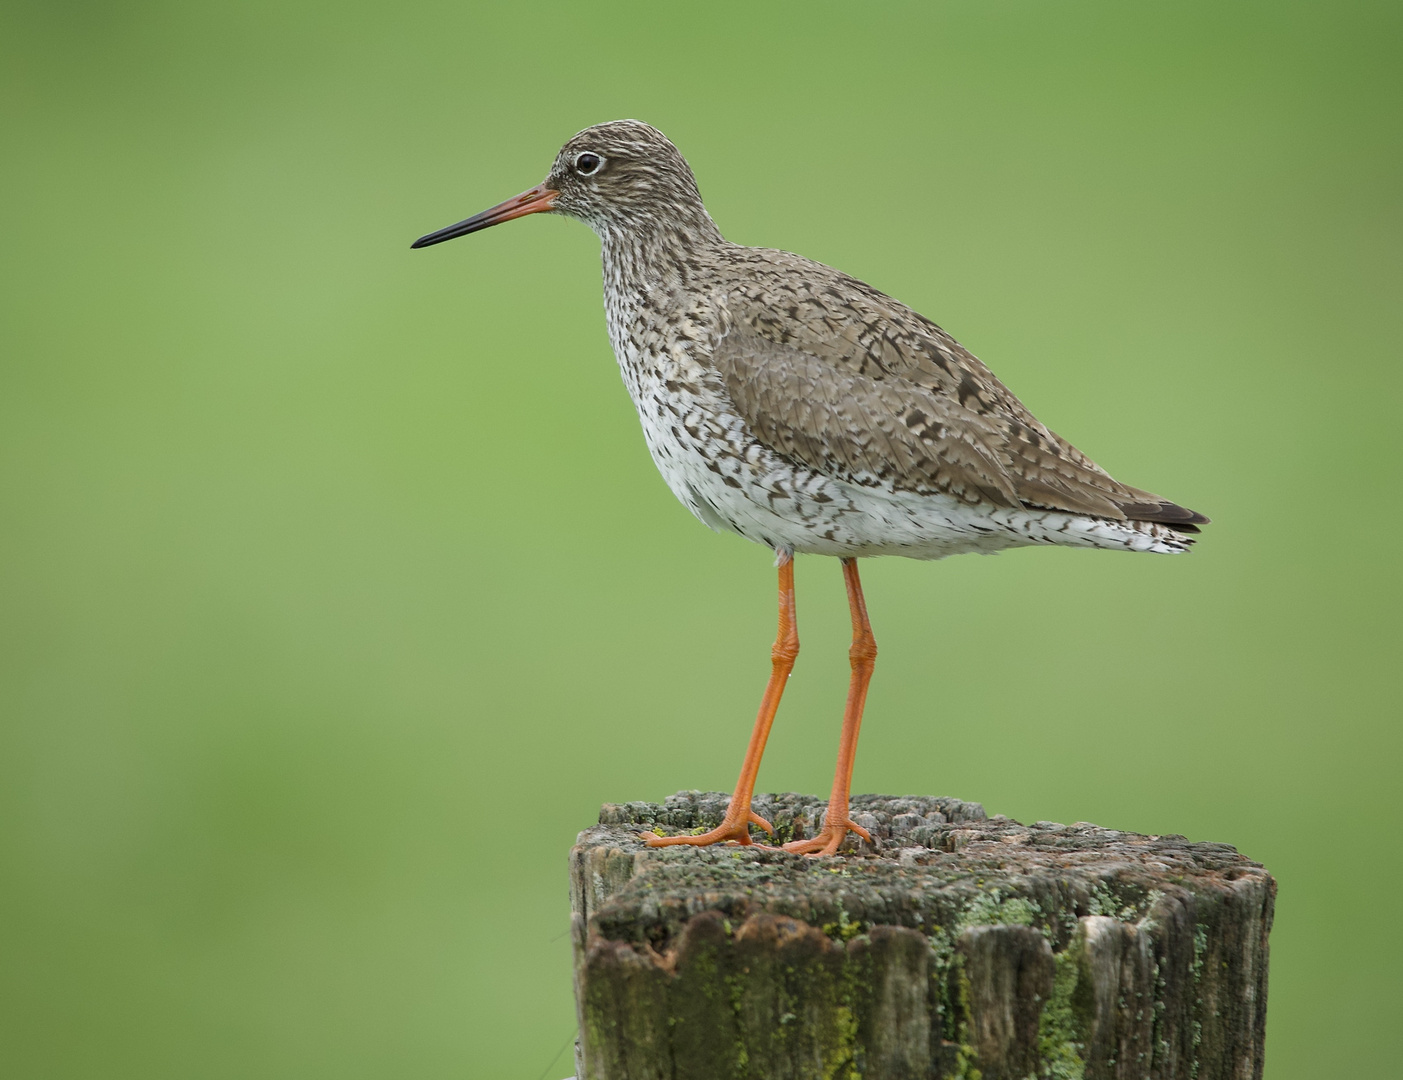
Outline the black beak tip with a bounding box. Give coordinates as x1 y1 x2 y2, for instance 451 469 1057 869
411 222 478 250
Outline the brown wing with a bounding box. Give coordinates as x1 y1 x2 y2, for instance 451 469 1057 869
714 250 1208 528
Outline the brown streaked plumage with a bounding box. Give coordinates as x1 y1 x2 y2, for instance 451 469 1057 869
412 120 1208 856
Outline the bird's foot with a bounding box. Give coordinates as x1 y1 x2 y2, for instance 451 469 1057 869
782 815 872 856
641 808 774 848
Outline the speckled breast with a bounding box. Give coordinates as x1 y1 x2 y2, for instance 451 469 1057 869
604 286 998 559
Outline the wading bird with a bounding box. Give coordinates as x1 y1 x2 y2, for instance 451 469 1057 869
412 121 1207 855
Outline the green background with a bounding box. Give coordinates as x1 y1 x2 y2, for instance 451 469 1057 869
2 2 1398 1076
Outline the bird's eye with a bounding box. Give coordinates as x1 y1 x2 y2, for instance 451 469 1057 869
575 152 603 175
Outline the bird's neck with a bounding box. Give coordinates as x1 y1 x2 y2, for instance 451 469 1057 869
598 211 725 300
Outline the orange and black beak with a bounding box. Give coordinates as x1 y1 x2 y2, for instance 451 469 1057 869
410 182 559 249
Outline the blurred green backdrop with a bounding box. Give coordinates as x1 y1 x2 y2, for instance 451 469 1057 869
2 1 1399 1076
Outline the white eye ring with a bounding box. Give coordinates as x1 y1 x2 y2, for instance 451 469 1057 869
574 152 604 176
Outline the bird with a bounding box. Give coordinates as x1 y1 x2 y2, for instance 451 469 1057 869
411 120 1208 856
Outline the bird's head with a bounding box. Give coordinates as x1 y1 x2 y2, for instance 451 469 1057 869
411 120 719 249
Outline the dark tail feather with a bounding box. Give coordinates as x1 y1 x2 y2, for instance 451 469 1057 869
1116 498 1210 533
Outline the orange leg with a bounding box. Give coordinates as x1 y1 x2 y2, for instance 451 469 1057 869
644 553 798 848
783 558 876 856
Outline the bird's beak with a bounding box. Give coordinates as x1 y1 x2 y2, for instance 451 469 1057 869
410 182 559 249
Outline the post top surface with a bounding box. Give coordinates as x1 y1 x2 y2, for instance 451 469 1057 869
576 791 1270 950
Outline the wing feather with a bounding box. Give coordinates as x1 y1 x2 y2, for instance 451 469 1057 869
713 257 1208 529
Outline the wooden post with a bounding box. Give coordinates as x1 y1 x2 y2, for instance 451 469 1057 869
569 791 1273 1080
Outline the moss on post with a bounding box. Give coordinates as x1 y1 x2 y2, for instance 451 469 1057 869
569 792 1274 1080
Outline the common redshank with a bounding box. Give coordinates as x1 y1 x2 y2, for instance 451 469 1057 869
411 121 1208 856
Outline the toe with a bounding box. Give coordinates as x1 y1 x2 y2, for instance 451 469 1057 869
781 818 871 856
781 835 826 855
644 818 755 848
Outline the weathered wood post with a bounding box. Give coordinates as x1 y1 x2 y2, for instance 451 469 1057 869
569 791 1273 1080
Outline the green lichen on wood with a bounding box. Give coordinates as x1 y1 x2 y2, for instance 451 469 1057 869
1038 936 1090 1080
951 961 982 1080
959 888 1040 931
822 1005 860 1080
822 901 866 943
